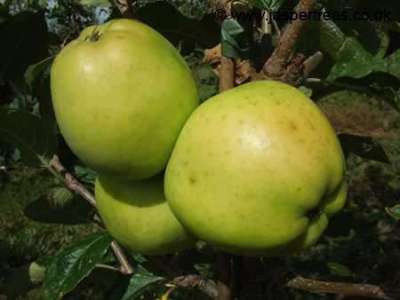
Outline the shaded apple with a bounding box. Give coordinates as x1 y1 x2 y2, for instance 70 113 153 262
95 175 195 255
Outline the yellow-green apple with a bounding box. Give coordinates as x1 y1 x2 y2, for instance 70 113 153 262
51 19 198 180
165 80 347 256
95 175 195 255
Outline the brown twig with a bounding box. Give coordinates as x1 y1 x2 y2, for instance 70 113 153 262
263 0 316 81
48 155 134 275
110 241 134 275
113 0 135 18
287 276 397 300
172 275 218 298
203 0 321 85
303 51 324 78
216 254 233 300
209 0 232 16
219 56 235 91
49 155 96 207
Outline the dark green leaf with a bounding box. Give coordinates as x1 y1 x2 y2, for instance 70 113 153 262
327 262 353 277
334 72 400 111
327 37 387 81
221 18 251 58
386 50 400 79
380 87 400 111
136 2 219 47
0 109 57 166
386 205 400 221
252 0 286 11
0 11 48 84
121 268 164 300
318 19 346 60
339 134 390 163
186 54 218 102
0 5 9 24
321 20 400 81
25 56 54 91
366 73 400 111
375 30 390 59
80 0 111 6
137 0 209 19
74 165 97 184
43 232 112 300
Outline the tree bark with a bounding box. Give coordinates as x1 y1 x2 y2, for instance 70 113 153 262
263 0 317 80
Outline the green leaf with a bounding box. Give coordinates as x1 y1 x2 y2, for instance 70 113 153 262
29 262 46 284
0 11 48 84
386 205 400 221
80 0 111 6
366 73 400 111
327 37 387 81
121 268 164 300
318 19 347 60
74 165 97 184
136 0 209 19
0 109 57 166
43 232 112 300
321 20 400 82
221 18 251 59
386 50 400 79
25 56 54 91
252 0 286 11
318 20 400 81
25 57 56 122
327 262 353 277
186 54 218 102
339 134 390 163
47 187 74 208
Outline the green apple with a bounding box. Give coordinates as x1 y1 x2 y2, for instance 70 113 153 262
95 175 195 255
165 80 347 256
51 19 199 180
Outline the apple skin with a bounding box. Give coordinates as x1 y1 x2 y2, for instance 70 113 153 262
51 19 199 180
95 175 195 255
165 80 347 256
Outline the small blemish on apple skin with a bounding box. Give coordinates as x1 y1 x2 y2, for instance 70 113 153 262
307 119 316 130
289 122 297 131
189 176 197 184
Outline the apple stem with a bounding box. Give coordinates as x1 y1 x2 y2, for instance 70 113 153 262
47 155 134 275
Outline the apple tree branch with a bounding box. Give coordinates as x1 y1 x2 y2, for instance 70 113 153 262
48 155 134 275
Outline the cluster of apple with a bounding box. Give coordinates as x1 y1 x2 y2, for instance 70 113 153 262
50 19 347 257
